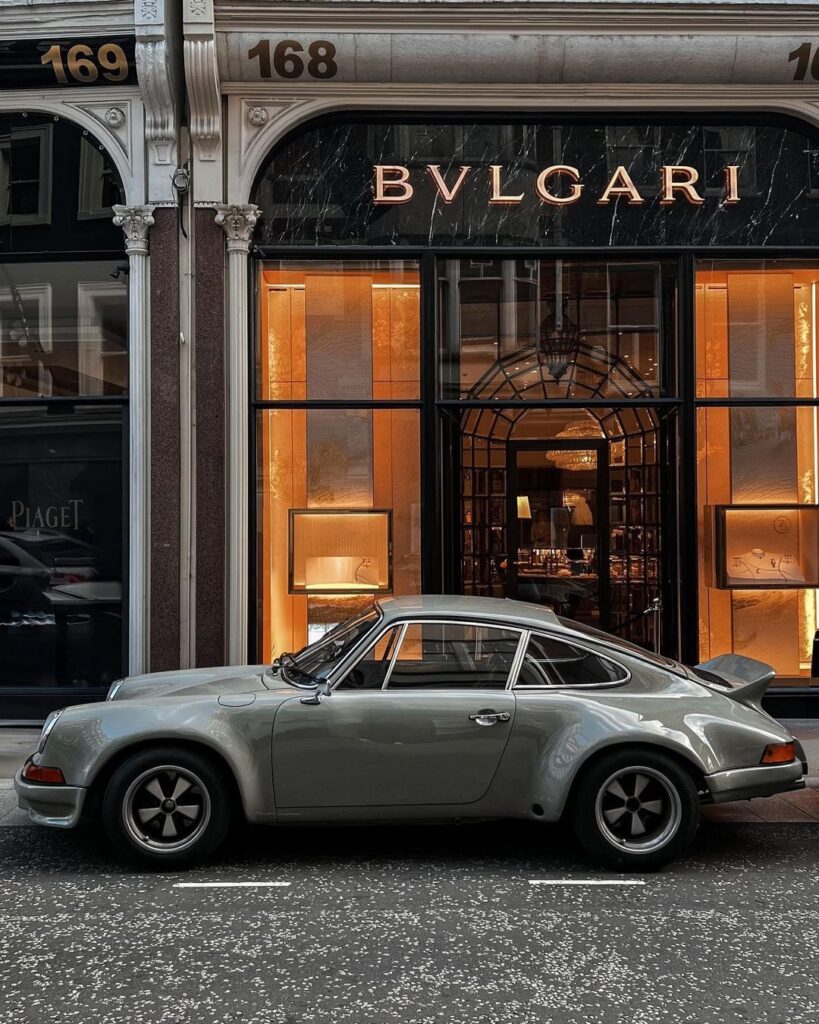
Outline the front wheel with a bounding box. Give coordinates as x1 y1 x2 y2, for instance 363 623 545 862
571 748 700 871
102 746 233 867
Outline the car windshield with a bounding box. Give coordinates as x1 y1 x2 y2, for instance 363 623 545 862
277 607 380 686
556 617 677 669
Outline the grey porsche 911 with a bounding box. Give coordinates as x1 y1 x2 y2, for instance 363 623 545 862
15 595 807 869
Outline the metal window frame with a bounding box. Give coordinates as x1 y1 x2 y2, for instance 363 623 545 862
512 629 632 691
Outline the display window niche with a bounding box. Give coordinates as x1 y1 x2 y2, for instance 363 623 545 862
288 509 393 595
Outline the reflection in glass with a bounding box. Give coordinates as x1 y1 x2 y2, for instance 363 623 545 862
0 261 127 398
439 259 675 401
0 405 124 688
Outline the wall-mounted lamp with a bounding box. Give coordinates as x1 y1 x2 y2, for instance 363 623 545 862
517 496 532 519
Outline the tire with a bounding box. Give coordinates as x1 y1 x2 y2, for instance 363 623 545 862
570 747 700 871
102 746 233 867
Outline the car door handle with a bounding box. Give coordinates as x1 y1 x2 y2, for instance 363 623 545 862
469 711 511 726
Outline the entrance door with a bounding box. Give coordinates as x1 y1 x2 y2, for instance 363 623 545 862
507 441 610 630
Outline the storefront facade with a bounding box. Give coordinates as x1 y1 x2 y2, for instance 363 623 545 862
7 0 819 719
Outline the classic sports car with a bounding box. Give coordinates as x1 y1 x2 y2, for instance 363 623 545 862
15 595 807 869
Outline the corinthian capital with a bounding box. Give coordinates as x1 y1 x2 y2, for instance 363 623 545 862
215 204 260 253
112 204 156 255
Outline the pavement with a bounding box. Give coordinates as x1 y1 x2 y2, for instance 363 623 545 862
1 722 818 1022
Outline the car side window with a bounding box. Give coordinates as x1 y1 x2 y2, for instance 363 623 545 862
516 633 627 687
385 621 521 690
335 626 401 690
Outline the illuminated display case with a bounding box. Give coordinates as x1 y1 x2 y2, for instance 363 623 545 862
708 504 819 589
288 509 393 595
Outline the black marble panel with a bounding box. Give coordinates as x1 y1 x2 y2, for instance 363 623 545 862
251 119 819 249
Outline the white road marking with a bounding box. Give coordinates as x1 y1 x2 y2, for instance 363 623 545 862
528 879 645 886
173 881 292 888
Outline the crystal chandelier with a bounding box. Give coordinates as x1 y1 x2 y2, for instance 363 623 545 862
550 420 626 470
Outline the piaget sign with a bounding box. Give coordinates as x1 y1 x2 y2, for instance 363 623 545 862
373 163 741 207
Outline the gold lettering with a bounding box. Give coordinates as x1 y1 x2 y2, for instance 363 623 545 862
723 164 741 205
373 165 414 205
597 165 645 206
660 165 704 205
535 165 584 205
427 164 471 204
489 165 524 205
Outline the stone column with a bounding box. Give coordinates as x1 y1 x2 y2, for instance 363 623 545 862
113 203 155 676
215 203 259 665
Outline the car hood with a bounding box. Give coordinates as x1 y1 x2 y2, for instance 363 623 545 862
112 665 272 701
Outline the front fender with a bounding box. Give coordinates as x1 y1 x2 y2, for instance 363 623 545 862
39 698 279 824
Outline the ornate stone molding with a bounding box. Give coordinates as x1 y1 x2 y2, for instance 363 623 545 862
136 39 178 166
215 203 260 252
225 86 819 203
184 0 221 162
113 204 156 255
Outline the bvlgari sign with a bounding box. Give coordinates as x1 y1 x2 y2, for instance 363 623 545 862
374 163 741 207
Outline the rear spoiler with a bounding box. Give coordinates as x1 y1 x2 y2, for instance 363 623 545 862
694 654 776 711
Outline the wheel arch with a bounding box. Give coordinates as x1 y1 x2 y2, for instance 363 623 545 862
558 740 708 821
83 737 246 821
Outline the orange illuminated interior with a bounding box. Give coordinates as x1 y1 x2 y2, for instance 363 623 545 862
696 264 819 680
257 264 421 662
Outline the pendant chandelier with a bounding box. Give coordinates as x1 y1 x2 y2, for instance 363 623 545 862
539 300 580 381
550 421 604 471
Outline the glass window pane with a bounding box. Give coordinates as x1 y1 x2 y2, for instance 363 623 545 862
257 408 421 662
516 633 626 686
439 259 675 400
695 260 819 399
256 260 420 400
0 404 124 689
697 404 819 681
387 622 521 689
336 625 401 689
0 261 127 398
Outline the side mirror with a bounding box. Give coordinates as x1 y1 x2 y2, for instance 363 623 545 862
300 680 332 705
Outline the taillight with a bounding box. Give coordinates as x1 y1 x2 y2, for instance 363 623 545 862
760 742 796 765
22 762 65 784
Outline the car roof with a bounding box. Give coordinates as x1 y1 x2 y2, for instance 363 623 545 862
376 594 561 631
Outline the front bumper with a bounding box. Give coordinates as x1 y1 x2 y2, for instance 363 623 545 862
705 759 806 804
14 769 86 828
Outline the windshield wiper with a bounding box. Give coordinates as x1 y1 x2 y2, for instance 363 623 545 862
278 652 320 688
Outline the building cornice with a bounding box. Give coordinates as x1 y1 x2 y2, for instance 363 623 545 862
0 1 134 37
214 1 819 34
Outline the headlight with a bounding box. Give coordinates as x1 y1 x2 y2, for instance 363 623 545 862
106 678 126 701
38 709 63 754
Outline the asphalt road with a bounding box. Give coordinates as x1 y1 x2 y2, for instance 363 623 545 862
1 817 817 1024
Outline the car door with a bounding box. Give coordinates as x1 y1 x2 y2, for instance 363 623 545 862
271 619 522 809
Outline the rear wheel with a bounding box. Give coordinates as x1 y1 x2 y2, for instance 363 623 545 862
571 748 700 870
102 747 233 867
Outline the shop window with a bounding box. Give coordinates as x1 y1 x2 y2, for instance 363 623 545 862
256 407 421 661
0 261 127 398
697 262 819 682
0 404 124 689
695 261 819 399
257 261 420 400
439 258 674 401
